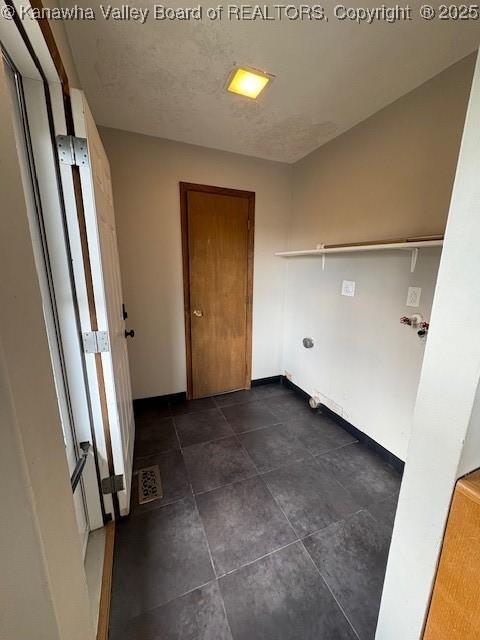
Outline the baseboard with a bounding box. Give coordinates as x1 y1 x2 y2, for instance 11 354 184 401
282 377 311 399
96 522 115 640
133 377 403 472
251 375 283 387
134 377 284 405
282 377 405 474
133 391 186 408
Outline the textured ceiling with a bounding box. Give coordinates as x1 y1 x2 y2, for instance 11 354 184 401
62 1 480 163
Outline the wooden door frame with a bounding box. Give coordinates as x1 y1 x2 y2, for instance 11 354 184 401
179 182 255 399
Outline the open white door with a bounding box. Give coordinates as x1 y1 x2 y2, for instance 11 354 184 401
71 89 135 516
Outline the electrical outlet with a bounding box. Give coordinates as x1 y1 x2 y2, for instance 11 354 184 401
406 286 421 307
341 280 355 297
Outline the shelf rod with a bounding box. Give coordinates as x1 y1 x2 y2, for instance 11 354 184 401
275 239 443 258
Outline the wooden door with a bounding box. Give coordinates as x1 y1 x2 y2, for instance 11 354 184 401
72 89 135 516
180 183 254 399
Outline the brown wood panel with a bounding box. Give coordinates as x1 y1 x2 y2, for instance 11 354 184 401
180 183 254 399
423 470 480 640
96 522 115 640
325 234 444 249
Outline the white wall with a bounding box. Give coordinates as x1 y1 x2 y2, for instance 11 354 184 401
99 128 291 399
377 50 480 639
281 56 474 460
282 249 440 460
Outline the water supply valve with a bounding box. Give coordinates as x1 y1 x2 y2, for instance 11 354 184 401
400 314 429 338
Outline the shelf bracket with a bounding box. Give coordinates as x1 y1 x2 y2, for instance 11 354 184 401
322 254 326 271
410 248 419 273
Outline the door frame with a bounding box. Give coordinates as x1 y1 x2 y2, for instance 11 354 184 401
179 182 255 399
0 1 119 521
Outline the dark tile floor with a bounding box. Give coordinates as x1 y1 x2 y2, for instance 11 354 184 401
109 382 402 640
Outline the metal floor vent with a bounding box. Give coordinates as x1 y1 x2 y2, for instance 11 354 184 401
138 465 163 505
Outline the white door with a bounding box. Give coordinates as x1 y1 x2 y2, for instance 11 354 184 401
71 90 135 516
2 56 94 550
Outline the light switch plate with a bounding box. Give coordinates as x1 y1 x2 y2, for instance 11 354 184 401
341 280 355 297
406 286 421 307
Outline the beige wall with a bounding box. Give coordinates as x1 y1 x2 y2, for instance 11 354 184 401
99 129 291 399
282 54 474 460
290 54 475 249
100 56 474 407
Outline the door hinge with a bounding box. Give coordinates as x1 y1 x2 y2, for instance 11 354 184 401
101 474 124 495
82 330 110 354
56 135 89 167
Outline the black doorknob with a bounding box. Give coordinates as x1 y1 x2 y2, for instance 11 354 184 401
125 329 135 338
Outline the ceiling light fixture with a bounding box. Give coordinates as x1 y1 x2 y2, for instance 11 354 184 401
227 67 272 99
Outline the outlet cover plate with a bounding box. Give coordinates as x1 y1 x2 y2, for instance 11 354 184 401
406 286 421 307
341 280 356 297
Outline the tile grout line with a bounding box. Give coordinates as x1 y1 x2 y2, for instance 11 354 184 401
135 405 380 518
169 412 237 637
169 399 361 517
216 538 301 580
192 444 297 583
297 508 365 545
314 440 359 462
166 400 323 497
170 420 195 501
230 418 283 436
133 425 355 473
192 470 260 498
187 391 313 639
110 577 219 628
314 451 402 514
131 393 396 634
131 391 391 639
170 415 222 579
300 539 362 640
310 440 360 460
174 406 236 447
313 442 372 506
176 408 301 585
189 443 342 498
233 433 301 541
182 437 236 639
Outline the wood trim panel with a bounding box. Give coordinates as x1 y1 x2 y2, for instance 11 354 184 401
325 234 444 249
179 182 255 399
457 470 480 505
245 191 255 388
179 182 193 398
423 469 480 639
96 522 115 640
29 0 70 91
